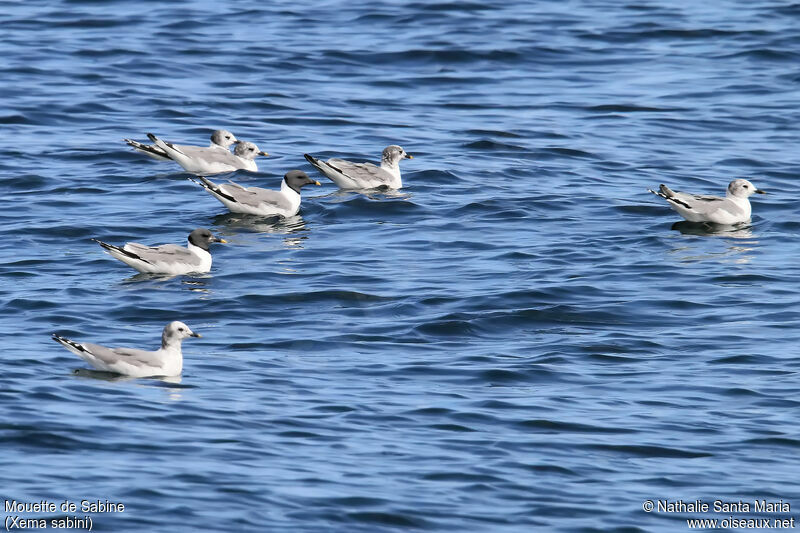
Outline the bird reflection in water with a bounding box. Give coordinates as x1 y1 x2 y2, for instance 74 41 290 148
669 221 759 264
671 220 755 239
72 368 187 400
116 273 212 295
212 212 309 249
326 187 413 203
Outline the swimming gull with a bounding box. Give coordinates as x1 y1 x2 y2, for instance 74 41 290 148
146 133 268 174
648 179 765 224
304 145 412 189
93 228 226 275
52 321 200 377
124 130 240 162
188 170 320 217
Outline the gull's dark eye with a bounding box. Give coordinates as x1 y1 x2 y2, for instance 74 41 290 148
178 327 185 332
743 185 749 188
250 147 255 151
225 136 231 140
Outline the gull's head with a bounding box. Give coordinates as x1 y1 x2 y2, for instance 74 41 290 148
211 129 239 148
162 321 201 347
187 228 227 251
382 145 413 167
284 170 321 193
234 141 268 160
728 179 766 198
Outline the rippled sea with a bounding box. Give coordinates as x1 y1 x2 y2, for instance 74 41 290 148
2 1 800 531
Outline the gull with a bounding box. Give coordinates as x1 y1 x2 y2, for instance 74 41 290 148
648 179 766 225
188 170 320 217
146 133 268 174
304 145 413 189
93 228 226 275
124 129 240 162
52 321 200 378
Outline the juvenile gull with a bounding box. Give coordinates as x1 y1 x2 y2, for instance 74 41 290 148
52 321 200 378
124 130 240 162
304 145 412 189
189 170 320 217
147 133 268 174
93 228 226 275
648 179 765 225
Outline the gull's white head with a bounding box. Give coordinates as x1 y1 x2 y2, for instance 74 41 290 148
234 141 269 161
161 321 201 348
381 145 413 167
728 179 766 199
211 130 240 148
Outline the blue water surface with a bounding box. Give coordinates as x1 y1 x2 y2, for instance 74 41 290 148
1 1 799 531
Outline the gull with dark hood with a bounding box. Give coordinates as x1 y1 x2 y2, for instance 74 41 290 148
93 228 227 275
189 170 320 217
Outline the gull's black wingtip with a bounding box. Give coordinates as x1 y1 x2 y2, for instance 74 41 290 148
91 237 114 250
